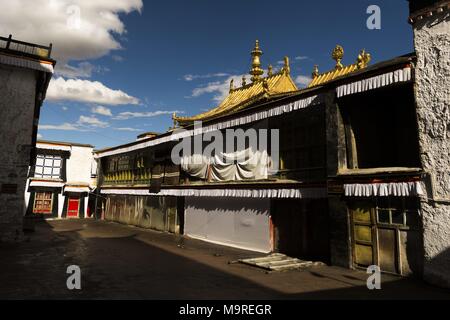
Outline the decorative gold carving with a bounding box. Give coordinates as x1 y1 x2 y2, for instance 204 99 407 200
357 49 371 69
332 45 344 70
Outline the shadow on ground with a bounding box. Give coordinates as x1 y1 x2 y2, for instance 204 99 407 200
0 219 449 300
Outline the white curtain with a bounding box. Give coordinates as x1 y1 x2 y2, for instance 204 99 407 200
181 148 268 182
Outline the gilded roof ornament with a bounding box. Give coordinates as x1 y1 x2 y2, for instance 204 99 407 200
250 40 264 82
262 78 269 94
332 45 344 70
282 56 290 74
312 65 319 79
357 49 371 69
229 79 235 93
242 75 247 86
268 65 273 77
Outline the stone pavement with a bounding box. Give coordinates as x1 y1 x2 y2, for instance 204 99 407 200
1 219 449 300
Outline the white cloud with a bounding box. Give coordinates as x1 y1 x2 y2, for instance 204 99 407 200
295 56 309 61
183 73 230 82
62 106 68 111
295 75 312 88
112 55 124 62
114 110 180 120
47 77 140 105
0 0 143 67
91 105 113 117
39 123 84 131
114 127 141 132
37 133 43 139
78 115 109 128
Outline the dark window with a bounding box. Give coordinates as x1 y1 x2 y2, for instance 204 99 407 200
340 85 421 169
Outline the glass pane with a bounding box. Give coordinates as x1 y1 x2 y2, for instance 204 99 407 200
53 159 62 167
44 159 53 166
44 167 52 175
53 168 61 175
392 211 404 225
35 166 43 174
36 158 44 166
378 210 390 224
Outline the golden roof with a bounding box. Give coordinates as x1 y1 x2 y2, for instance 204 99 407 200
174 41 298 127
308 45 371 88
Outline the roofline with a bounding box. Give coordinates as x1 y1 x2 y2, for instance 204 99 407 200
94 52 416 156
37 140 94 149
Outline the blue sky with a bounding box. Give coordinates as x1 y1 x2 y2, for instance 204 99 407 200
6 0 413 149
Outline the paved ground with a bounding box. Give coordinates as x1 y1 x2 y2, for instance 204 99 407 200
1 219 449 300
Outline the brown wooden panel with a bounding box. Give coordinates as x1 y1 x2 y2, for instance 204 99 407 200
378 228 397 273
354 225 372 242
355 244 373 266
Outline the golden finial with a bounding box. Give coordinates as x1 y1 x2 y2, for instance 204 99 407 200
250 40 264 82
357 49 371 69
229 79 235 93
242 75 247 86
268 65 273 77
332 45 344 70
312 65 319 79
283 56 290 74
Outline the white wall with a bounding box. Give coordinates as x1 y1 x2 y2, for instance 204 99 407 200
185 197 271 253
66 146 94 185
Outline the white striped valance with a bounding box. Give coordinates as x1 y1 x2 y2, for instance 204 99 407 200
0 53 54 74
29 180 64 188
96 95 323 158
336 67 412 98
344 181 424 197
101 187 328 199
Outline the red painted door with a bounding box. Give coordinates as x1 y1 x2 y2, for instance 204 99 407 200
67 198 80 218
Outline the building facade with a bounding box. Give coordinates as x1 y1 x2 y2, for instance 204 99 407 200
93 1 450 288
0 35 55 241
25 141 96 219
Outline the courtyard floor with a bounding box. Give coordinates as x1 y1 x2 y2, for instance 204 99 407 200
1 219 449 300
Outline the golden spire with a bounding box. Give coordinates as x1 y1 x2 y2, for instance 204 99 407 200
268 64 273 77
282 56 290 74
250 40 264 82
312 65 319 79
332 45 344 70
356 49 371 69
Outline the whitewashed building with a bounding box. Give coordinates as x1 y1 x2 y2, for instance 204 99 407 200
25 140 96 219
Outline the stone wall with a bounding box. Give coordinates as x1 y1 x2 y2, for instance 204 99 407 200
412 10 450 287
0 64 37 242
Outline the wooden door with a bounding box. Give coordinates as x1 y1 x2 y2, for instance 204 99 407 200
67 198 80 218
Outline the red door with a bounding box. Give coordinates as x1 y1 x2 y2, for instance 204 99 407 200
67 198 80 218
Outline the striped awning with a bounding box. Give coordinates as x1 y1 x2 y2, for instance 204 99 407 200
344 181 424 197
336 67 412 98
0 53 54 74
101 187 328 199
